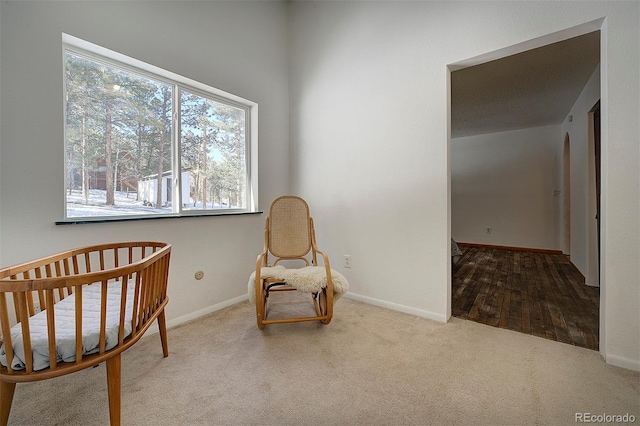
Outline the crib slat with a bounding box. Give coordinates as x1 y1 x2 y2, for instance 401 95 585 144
37 290 46 312
160 255 169 302
118 276 128 346
153 262 161 309
54 259 68 300
162 256 170 297
99 281 107 354
72 255 79 276
0 293 15 374
20 271 37 318
138 270 147 327
15 293 33 374
84 252 91 274
160 255 170 301
45 290 57 370
45 263 53 278
149 258 160 312
155 261 163 308
74 287 83 364
146 265 155 313
44 265 57 308
139 269 151 325
131 273 141 333
27 294 36 317
151 261 161 310
138 270 147 324
59 257 71 299
11 294 21 329
33 268 46 313
149 264 158 313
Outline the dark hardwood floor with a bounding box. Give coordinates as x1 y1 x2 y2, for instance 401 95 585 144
452 245 600 350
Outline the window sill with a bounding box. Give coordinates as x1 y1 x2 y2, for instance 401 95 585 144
56 210 263 225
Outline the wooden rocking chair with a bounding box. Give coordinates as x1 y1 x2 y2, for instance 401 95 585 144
254 196 335 329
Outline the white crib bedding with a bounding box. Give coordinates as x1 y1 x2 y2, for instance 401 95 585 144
0 280 134 371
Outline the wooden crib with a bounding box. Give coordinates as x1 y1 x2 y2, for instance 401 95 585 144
0 241 171 426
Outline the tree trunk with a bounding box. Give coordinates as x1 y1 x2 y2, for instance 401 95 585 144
155 90 170 207
113 149 120 192
105 100 114 206
67 151 74 195
136 124 143 201
82 112 90 203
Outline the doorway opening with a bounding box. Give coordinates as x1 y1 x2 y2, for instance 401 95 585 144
449 21 603 351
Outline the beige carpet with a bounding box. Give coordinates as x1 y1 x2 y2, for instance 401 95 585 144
7 293 640 425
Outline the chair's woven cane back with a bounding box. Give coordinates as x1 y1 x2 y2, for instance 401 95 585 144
268 196 314 264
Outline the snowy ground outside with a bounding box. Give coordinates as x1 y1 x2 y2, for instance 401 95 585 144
66 189 233 218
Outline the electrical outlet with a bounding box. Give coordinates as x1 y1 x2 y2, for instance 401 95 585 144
344 255 352 268
34 304 41 314
486 227 492 234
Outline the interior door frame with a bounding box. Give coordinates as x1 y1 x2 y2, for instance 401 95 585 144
447 19 606 357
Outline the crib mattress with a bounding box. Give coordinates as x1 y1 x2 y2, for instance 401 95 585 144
0 280 134 371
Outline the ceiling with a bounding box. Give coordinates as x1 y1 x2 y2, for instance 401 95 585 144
451 31 600 138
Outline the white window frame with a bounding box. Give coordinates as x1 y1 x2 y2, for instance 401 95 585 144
61 33 259 223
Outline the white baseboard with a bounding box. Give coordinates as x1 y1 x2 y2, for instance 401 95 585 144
605 353 640 372
344 292 447 323
146 292 444 339
143 294 249 337
166 294 249 329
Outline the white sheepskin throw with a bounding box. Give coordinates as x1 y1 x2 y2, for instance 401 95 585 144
248 265 349 303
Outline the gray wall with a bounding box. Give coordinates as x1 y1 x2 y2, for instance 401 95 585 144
0 1 290 322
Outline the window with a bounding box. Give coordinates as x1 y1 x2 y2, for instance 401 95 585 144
63 34 257 221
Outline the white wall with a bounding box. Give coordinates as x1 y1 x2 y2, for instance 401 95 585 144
0 2 290 323
561 67 600 287
451 125 562 250
289 1 639 370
